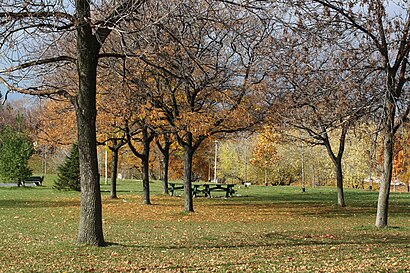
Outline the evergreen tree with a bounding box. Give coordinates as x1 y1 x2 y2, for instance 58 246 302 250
54 144 80 191
0 126 33 183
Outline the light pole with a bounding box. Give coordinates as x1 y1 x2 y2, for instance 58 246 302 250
244 144 248 183
264 161 268 186
208 157 211 182
214 140 218 183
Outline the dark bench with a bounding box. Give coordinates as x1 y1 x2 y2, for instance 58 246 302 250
168 182 185 196
202 183 235 197
22 176 44 186
168 182 235 197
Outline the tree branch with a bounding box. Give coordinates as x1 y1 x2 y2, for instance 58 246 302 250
0 11 74 22
0 56 76 74
311 0 385 57
94 0 147 44
0 76 71 98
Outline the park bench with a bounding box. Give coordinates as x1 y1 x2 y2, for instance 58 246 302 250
22 176 44 186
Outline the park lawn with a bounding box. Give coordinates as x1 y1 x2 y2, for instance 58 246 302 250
0 180 409 272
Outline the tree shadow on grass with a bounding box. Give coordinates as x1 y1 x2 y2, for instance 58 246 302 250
104 235 410 273
207 190 410 218
106 229 410 251
100 189 145 193
205 201 380 218
233 190 380 204
0 199 79 208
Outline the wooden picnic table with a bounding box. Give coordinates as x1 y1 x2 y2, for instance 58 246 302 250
168 182 236 197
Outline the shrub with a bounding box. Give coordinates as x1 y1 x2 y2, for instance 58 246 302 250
54 144 80 191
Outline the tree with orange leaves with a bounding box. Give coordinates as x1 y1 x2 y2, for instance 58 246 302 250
392 126 410 192
133 1 273 212
37 99 77 147
250 128 280 186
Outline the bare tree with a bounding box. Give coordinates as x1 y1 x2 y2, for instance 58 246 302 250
120 78 157 205
156 132 174 194
268 22 381 206
129 0 273 212
0 0 146 246
289 0 410 228
126 122 156 205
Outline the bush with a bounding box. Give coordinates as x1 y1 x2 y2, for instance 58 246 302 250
54 144 80 191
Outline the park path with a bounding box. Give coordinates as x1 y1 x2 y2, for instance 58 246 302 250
0 183 18 187
0 183 37 187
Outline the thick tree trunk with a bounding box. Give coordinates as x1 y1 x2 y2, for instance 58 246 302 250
76 108 104 246
162 154 169 194
142 155 151 205
75 0 104 246
142 140 151 205
376 95 395 228
156 134 171 195
335 159 345 207
110 146 119 199
183 145 194 212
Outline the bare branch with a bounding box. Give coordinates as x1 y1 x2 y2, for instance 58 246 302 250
0 56 76 74
0 75 70 98
0 11 74 22
311 0 385 57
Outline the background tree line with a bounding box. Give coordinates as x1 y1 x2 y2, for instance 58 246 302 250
7 97 410 192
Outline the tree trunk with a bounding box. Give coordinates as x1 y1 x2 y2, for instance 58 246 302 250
183 145 194 212
126 125 153 204
324 130 347 207
335 159 345 207
110 146 119 199
156 134 171 195
376 94 395 228
142 141 151 205
75 0 104 246
162 154 169 194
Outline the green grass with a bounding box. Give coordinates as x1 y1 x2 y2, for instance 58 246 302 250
0 179 409 272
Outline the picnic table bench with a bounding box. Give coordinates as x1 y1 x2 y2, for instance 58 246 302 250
168 182 235 197
22 176 44 186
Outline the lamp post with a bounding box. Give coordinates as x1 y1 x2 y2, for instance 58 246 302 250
244 144 248 183
214 140 218 183
264 161 268 186
208 157 211 182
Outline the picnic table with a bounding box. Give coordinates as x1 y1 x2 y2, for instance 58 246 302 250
168 182 236 197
